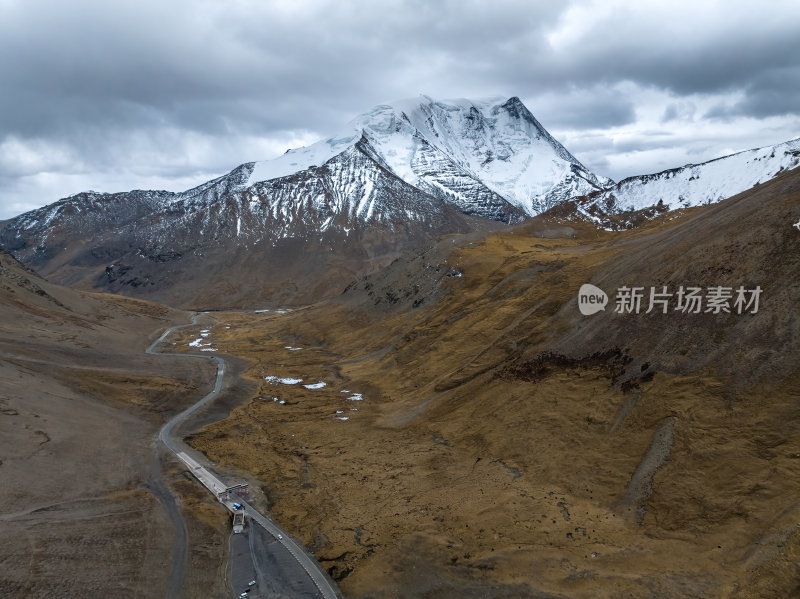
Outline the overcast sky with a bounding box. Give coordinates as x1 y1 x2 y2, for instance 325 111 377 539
2 0 799 219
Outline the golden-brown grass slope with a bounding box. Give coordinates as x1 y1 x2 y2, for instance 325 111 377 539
183 167 800 598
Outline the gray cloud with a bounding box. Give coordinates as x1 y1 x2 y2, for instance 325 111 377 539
1 0 800 218
705 66 800 121
661 101 696 123
528 85 637 129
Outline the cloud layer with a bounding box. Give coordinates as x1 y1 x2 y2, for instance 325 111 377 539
2 0 799 218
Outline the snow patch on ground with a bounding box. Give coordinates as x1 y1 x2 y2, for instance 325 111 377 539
285 346 303 351
200 348 218 352
265 376 303 385
304 382 326 389
334 416 350 421
346 393 363 401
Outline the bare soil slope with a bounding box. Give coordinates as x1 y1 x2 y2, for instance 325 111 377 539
0 249 227 598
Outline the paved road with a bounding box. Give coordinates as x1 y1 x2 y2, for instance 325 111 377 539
148 315 340 599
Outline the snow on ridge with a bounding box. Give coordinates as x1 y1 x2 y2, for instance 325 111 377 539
248 133 360 184
588 137 800 213
12 98 797 243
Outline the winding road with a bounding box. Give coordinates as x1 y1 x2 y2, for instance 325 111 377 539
147 314 340 599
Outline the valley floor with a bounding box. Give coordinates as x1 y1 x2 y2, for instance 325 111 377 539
177 312 796 595
179 316 798 598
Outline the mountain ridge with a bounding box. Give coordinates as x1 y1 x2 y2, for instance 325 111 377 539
3 96 799 308
1 95 605 307
560 137 800 229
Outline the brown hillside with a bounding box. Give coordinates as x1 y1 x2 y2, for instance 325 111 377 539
0 249 226 598
181 168 800 598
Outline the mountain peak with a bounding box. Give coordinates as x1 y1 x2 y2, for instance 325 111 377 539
248 95 609 215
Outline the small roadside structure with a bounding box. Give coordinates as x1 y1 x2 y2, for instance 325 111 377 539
232 511 246 534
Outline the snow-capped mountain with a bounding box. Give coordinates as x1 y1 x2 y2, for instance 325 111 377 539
1 95 610 307
565 138 800 227
246 95 611 217
4 163 254 247
7 91 794 309
0 136 479 308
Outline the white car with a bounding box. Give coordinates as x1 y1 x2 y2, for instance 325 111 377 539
277 534 283 540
